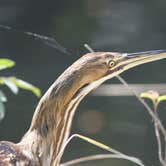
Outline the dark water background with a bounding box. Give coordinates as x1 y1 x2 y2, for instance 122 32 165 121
0 0 166 165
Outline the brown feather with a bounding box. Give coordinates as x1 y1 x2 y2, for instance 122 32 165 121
0 141 32 166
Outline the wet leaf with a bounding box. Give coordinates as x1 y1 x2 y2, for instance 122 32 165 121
9 77 41 97
0 100 5 121
0 59 15 71
158 95 166 104
2 77 18 94
140 90 159 104
0 90 7 102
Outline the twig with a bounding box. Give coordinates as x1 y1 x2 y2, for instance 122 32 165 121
154 121 164 164
116 75 166 165
165 137 166 162
115 75 166 139
84 44 94 53
0 24 69 55
57 134 145 166
153 105 165 165
60 154 144 166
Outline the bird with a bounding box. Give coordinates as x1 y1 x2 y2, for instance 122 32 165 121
0 50 166 166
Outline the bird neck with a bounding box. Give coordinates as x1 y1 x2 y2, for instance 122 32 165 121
19 63 95 166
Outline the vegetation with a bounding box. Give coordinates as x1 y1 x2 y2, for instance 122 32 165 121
0 58 41 122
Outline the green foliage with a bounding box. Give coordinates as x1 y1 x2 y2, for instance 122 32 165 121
0 59 15 70
0 77 41 97
140 90 166 106
158 95 166 104
0 58 41 122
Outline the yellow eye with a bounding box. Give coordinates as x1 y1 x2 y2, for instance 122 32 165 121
108 60 116 68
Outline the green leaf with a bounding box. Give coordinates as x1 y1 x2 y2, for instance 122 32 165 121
0 76 41 97
0 90 7 102
140 92 154 101
140 91 159 104
9 77 41 97
0 100 5 121
0 59 15 71
0 77 18 94
4 78 19 94
157 95 166 104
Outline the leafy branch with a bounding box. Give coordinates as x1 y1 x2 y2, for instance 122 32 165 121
0 58 41 122
141 90 166 165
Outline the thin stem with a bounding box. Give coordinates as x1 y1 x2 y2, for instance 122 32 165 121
84 44 94 53
57 134 144 166
0 24 69 55
165 136 166 161
55 134 76 165
60 154 145 166
116 75 166 165
116 75 166 139
153 105 165 165
154 122 164 164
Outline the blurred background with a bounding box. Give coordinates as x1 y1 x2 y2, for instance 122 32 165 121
0 0 166 165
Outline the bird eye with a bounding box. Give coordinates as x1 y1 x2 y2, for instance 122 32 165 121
108 60 116 68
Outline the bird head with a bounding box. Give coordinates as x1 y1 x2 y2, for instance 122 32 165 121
73 50 166 85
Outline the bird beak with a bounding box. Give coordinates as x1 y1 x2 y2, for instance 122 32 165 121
74 49 166 100
121 50 166 71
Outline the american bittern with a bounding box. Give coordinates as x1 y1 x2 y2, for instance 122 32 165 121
0 50 166 166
